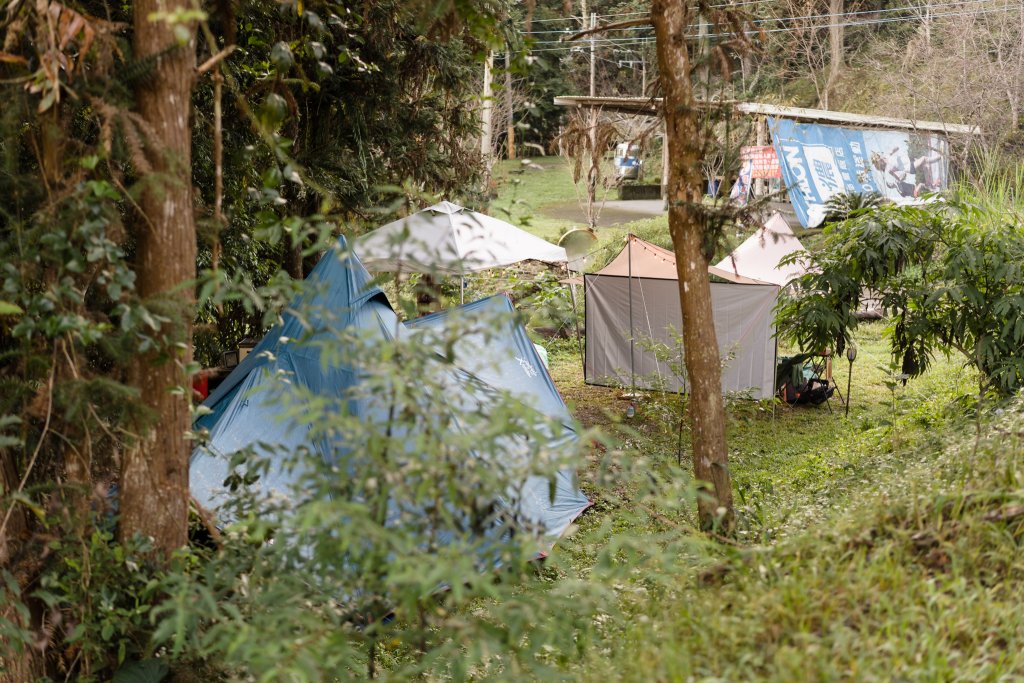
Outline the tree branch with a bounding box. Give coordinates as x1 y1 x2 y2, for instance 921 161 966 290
562 17 652 42
0 348 56 545
197 46 235 74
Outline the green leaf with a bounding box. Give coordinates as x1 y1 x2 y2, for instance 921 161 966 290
112 659 169 683
0 301 22 315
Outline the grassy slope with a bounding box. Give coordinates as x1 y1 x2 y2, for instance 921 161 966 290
487 156 781 264
488 157 588 242
488 157 670 245
505 157 1024 680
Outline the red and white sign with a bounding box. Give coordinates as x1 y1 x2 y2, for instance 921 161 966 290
741 146 782 179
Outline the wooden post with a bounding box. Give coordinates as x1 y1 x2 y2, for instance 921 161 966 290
505 48 515 159
754 116 767 198
481 51 493 164
661 128 669 203
641 52 647 95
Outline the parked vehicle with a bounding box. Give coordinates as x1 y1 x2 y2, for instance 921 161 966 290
614 142 642 180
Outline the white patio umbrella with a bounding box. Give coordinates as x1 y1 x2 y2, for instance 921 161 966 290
354 201 568 278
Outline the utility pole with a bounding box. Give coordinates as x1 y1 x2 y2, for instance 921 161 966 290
825 0 844 109
697 12 709 98
589 11 597 98
923 0 932 46
481 50 493 167
589 11 597 154
754 115 767 198
641 51 647 95
505 48 515 159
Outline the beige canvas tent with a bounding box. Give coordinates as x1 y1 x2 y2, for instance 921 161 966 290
584 213 807 398
708 213 808 286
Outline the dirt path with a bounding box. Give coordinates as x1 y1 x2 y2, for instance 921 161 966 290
540 199 666 229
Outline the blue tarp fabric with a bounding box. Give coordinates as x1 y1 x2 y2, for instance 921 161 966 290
190 239 589 550
770 117 949 227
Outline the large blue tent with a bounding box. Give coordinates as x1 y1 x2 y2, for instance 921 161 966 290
190 239 589 550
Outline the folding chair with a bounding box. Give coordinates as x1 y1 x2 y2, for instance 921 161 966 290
809 350 846 414
776 353 837 410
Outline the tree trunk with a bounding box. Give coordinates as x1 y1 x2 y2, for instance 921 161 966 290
823 0 844 109
0 449 25 566
119 5 196 556
652 0 734 532
285 244 304 280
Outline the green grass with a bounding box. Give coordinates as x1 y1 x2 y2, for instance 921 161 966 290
488 155 791 271
543 325 1024 681
488 157 586 241
488 156 667 246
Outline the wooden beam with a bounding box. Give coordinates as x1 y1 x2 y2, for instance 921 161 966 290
552 96 982 135
553 95 659 116
735 102 980 135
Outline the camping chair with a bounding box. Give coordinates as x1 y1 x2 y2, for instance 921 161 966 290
776 353 837 410
809 350 847 413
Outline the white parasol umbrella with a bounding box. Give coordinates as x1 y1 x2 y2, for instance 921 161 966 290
354 201 567 276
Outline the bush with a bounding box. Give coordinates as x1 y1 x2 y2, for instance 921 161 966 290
776 196 1024 394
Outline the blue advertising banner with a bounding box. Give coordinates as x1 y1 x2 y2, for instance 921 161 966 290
769 117 949 227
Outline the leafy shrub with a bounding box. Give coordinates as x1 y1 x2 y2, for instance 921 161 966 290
776 196 1024 394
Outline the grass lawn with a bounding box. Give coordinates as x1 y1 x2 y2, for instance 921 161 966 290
495 155 1024 680
488 156 667 243
488 156 584 241
487 155 788 270
540 294 1024 681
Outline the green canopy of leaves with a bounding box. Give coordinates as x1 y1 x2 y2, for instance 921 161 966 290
776 198 1024 393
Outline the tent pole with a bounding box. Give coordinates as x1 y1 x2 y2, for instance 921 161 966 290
568 280 585 372
628 235 635 397
772 328 778 423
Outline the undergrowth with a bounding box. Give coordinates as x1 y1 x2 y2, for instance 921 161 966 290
548 324 1024 681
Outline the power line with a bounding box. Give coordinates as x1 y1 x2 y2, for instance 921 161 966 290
520 2 1019 52
524 0 784 28
751 0 997 26
523 0 906 32
754 2 1018 34
526 10 648 26
525 0 1001 41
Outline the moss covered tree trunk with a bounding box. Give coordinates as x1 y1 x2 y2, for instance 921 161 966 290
652 0 734 532
119 4 196 556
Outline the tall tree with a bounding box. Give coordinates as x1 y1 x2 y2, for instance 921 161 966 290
649 0 756 531
565 1 747 531
119 4 197 554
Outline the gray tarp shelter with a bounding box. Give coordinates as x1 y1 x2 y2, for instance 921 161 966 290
191 238 589 552
584 213 806 398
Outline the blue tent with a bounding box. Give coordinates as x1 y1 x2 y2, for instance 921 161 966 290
190 239 589 550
